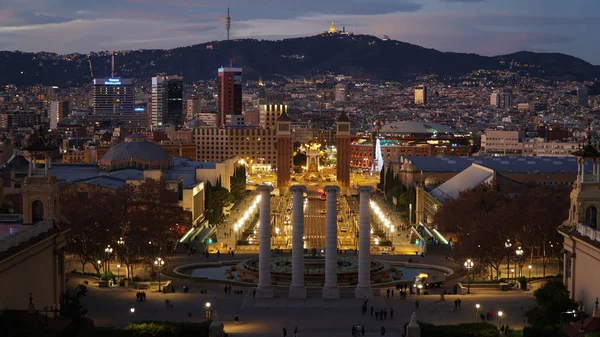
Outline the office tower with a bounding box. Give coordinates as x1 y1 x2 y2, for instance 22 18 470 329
49 100 69 129
490 93 500 107
217 67 242 127
92 77 134 121
259 104 288 129
151 75 184 128
186 97 201 121
414 85 427 105
578 87 588 107
501 89 513 111
335 83 348 102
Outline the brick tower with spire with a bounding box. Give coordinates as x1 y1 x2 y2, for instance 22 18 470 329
336 112 351 195
276 112 292 195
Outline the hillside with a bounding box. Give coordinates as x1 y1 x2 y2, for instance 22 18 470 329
0 34 598 86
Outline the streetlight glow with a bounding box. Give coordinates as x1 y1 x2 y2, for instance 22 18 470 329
130 308 135 313
205 302 211 308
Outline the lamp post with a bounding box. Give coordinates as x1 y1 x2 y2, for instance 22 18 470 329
504 239 512 279
117 237 126 278
464 259 474 294
117 264 121 279
510 268 515 280
97 260 102 273
130 307 135 324
498 311 504 329
475 304 481 323
528 265 532 279
154 257 165 292
105 245 113 274
515 246 524 277
205 302 211 320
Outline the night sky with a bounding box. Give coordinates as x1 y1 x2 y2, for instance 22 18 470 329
0 0 598 64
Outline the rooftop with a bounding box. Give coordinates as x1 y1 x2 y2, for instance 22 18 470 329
379 121 455 134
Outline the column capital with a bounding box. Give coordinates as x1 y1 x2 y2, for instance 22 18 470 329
357 185 374 194
324 185 340 193
257 184 274 193
289 185 307 193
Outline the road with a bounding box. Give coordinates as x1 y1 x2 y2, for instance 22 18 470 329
304 187 327 249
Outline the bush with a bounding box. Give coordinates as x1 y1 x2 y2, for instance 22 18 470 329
100 270 115 281
126 323 176 337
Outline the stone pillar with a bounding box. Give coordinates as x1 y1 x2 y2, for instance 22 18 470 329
289 185 307 299
355 186 374 299
323 185 340 299
256 184 274 298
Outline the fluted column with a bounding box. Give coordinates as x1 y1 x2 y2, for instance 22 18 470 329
356 185 374 299
323 185 340 299
256 184 274 299
289 185 307 299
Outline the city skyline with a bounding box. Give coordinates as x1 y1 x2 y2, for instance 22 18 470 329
0 0 599 64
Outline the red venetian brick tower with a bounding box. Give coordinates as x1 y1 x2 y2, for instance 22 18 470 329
336 112 351 195
276 112 292 195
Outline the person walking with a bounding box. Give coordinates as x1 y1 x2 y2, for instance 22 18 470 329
415 300 419 310
361 325 365 336
504 324 510 335
380 326 386 336
457 298 462 308
371 306 374 316
500 325 505 334
386 289 390 298
294 326 298 337
391 289 394 298
390 308 394 320
283 327 287 337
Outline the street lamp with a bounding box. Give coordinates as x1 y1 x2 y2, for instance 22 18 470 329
130 307 135 324
528 265 532 279
498 311 504 329
105 245 113 273
475 304 481 323
154 257 165 292
205 302 211 320
515 246 524 277
117 264 121 279
97 260 102 273
510 268 515 280
504 239 512 279
464 259 474 294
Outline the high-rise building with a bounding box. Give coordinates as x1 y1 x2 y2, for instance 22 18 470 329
501 91 513 111
259 104 287 129
186 97 201 121
50 100 69 130
93 78 134 122
335 83 348 102
217 67 242 127
578 87 588 107
490 93 500 107
151 75 184 128
414 85 427 105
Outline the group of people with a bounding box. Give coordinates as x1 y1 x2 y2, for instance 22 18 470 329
135 291 147 301
500 324 511 335
351 324 365 336
282 326 298 337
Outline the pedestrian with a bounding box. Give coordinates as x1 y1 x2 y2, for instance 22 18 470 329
504 324 510 335
294 326 298 337
454 299 458 310
375 311 379 320
391 289 394 298
352 325 356 337
383 308 387 320
217 250 220 258
416 287 420 296
371 306 374 316
386 289 390 298
500 325 504 334
253 289 256 298
415 300 419 310
380 326 386 336
458 298 462 308
283 327 287 337
390 308 394 319
224 286 228 295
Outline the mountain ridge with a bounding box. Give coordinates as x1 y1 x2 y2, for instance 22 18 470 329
0 34 597 86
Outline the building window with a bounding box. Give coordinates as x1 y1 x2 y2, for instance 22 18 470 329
585 205 598 229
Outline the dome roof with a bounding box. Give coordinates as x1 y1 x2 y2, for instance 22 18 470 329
99 140 170 171
424 176 439 186
379 121 454 134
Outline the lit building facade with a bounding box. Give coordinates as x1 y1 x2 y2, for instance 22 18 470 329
414 85 427 105
193 127 277 166
50 100 69 130
92 78 135 122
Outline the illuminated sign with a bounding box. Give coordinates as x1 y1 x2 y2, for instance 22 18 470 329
134 107 145 112
104 78 122 85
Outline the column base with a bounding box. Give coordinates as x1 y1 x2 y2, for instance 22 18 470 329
322 286 340 299
289 286 307 299
255 286 274 299
355 286 373 299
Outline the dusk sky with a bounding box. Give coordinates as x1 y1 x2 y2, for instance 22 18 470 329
1 0 599 64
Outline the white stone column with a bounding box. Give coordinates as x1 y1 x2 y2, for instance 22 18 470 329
256 184 274 299
323 185 340 299
355 185 374 299
581 159 586 183
289 185 307 299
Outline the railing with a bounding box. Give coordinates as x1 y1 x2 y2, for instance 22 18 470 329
577 223 600 242
0 220 54 252
0 214 23 222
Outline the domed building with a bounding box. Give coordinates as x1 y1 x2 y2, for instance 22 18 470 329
98 134 171 171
